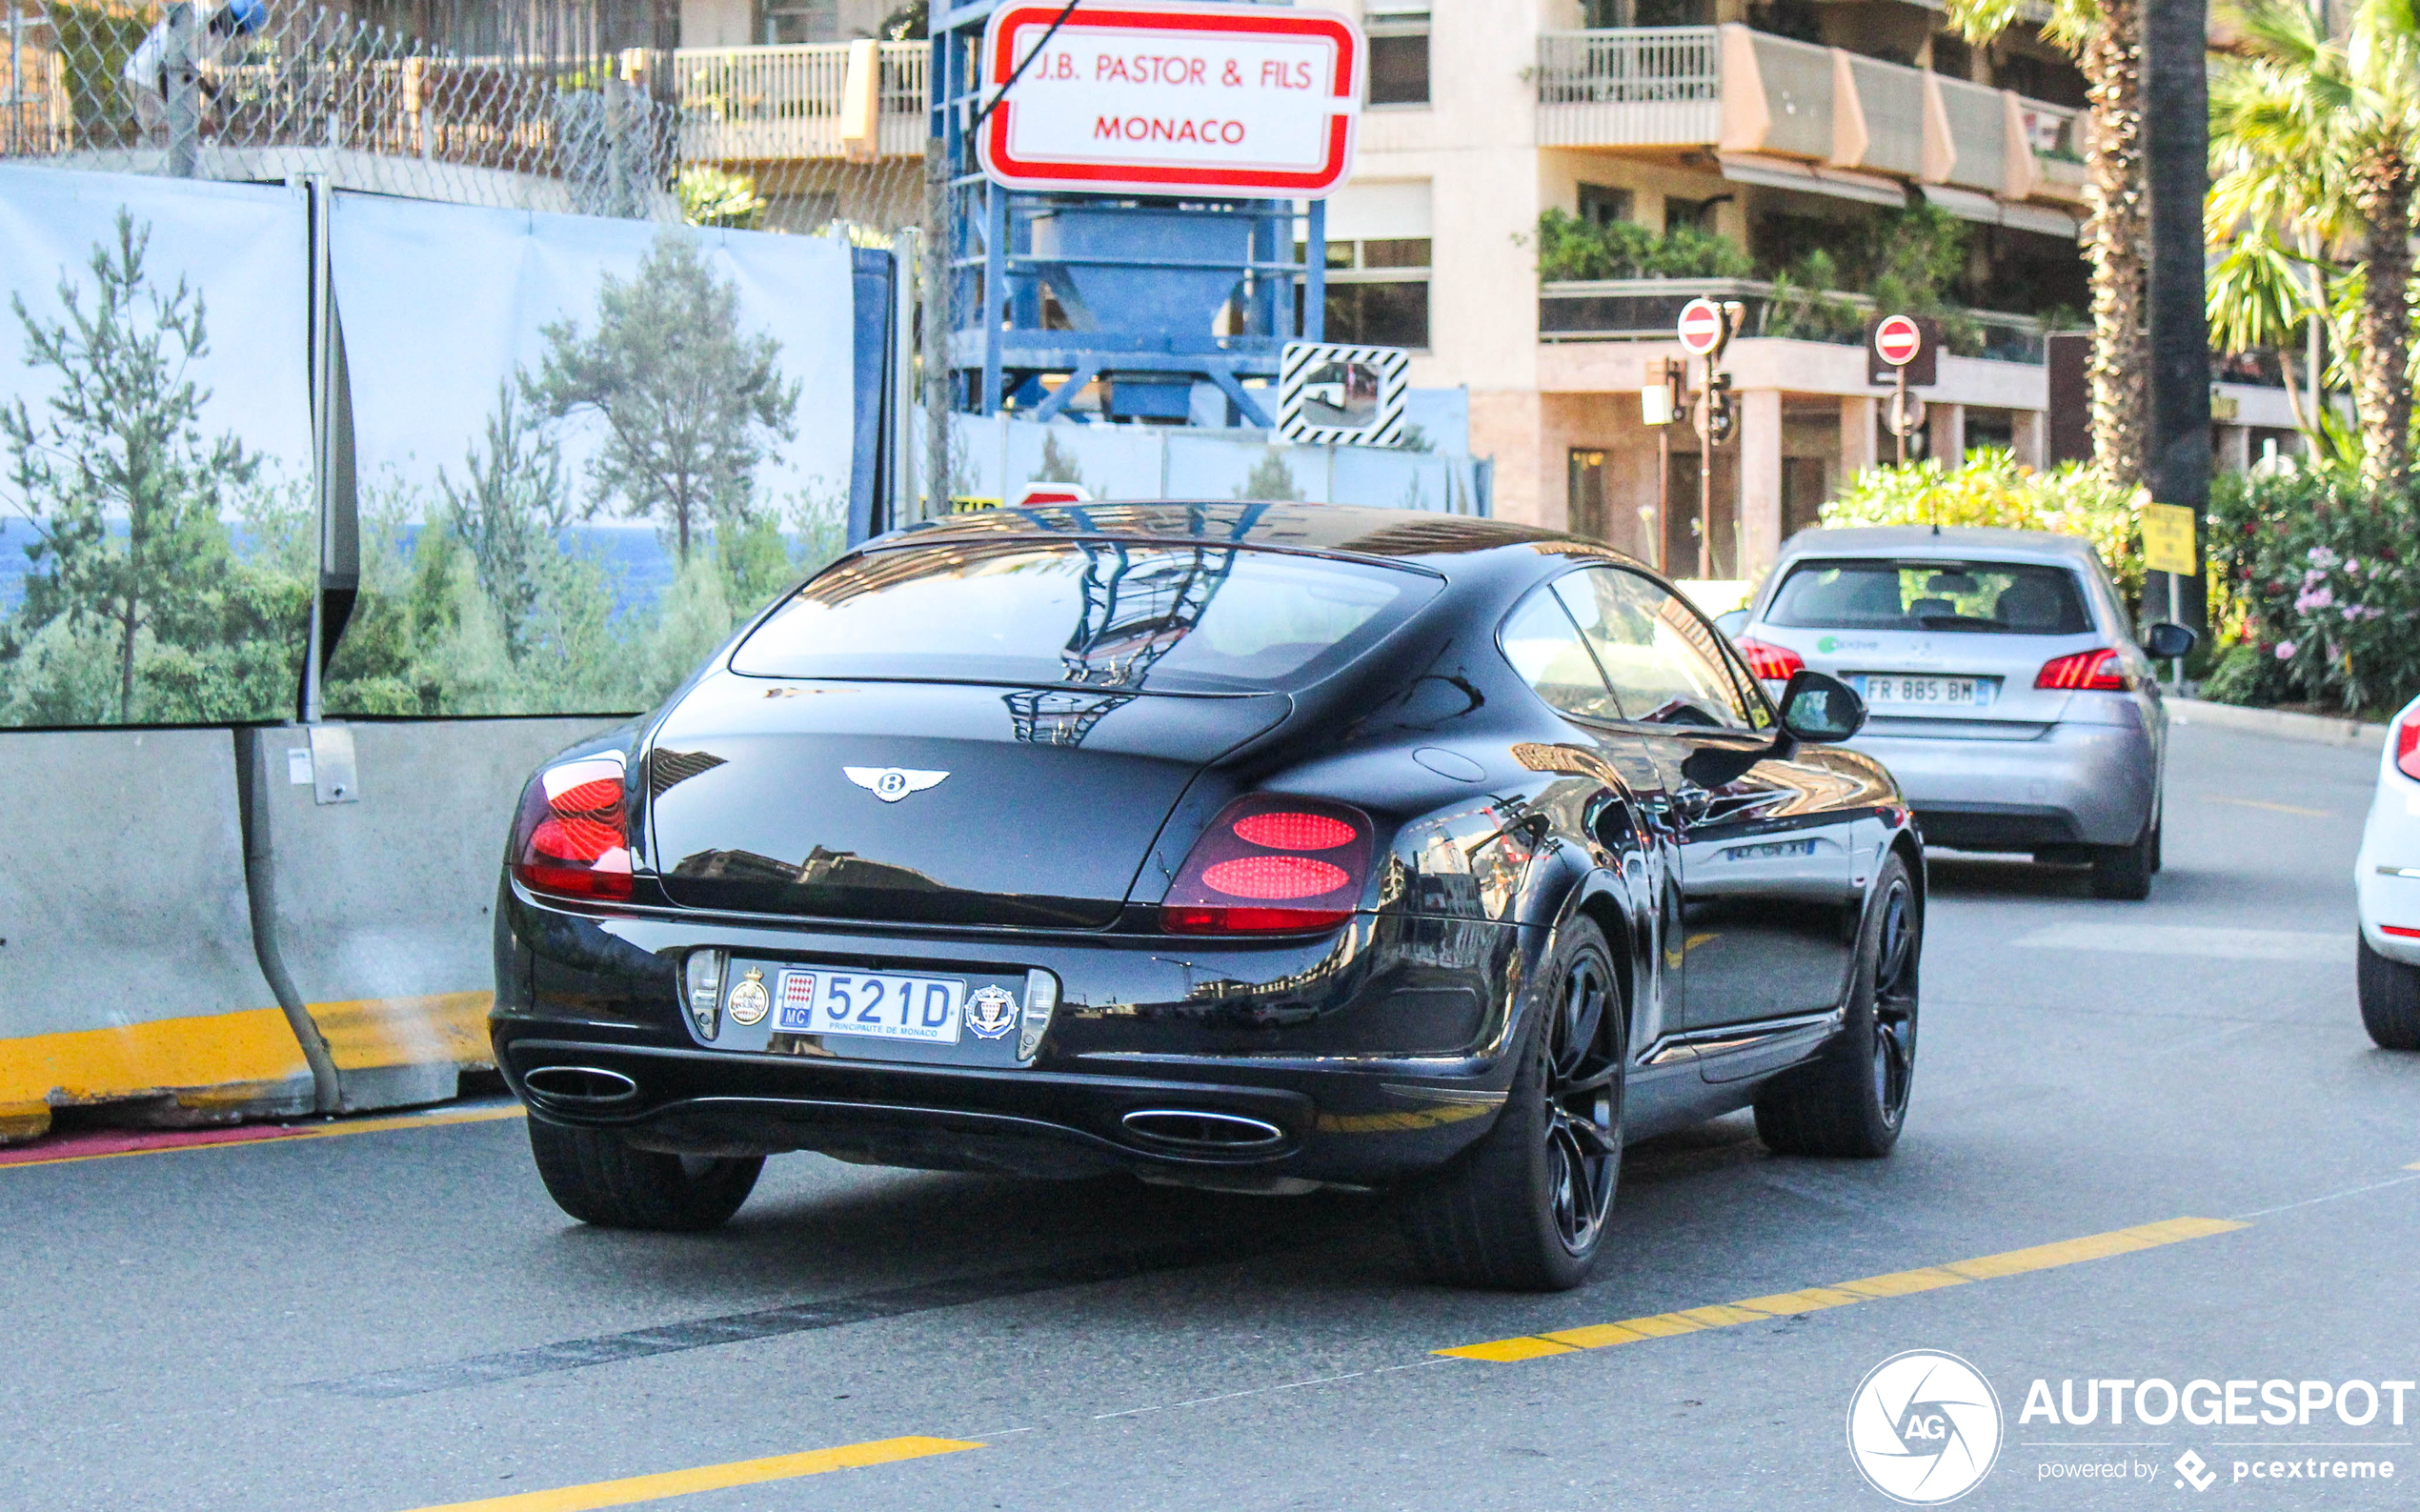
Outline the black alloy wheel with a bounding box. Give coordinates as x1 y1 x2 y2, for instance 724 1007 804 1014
1867 877 1918 1131
1402 918 1625 1291
1543 947 1622 1258
1756 856 1921 1159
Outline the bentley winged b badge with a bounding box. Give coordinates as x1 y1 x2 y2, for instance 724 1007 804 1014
844 766 950 803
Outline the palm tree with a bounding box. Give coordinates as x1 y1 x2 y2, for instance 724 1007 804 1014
1946 0 2149 489
2210 0 2420 489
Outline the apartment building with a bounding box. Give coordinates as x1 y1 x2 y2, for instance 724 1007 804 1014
657 0 2298 573
1321 0 2298 577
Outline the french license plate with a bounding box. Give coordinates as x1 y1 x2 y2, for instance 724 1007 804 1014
772 968 965 1044
1860 675 1992 709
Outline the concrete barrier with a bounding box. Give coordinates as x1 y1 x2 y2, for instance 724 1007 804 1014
0 730 315 1141
243 717 618 1111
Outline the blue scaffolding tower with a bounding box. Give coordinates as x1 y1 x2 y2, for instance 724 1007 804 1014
930 1 1327 427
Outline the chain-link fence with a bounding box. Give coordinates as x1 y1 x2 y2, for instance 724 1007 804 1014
665 38 926 236
2 7 940 234
1 1 682 218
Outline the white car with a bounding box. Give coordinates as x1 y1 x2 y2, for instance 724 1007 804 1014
2355 693 2420 1049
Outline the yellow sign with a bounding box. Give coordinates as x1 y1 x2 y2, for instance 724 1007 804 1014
2142 503 2197 575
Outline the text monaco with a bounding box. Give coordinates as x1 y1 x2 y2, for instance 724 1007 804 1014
1094 116 1248 145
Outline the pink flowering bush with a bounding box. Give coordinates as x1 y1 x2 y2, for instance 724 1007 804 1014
2203 471 2420 714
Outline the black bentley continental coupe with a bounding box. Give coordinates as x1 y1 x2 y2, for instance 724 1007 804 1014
494 503 1924 1290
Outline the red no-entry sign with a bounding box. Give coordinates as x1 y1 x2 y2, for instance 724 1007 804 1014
1873 314 1924 367
1676 297 1726 356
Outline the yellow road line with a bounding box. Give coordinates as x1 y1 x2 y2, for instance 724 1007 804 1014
0 1106 526 1172
1437 1217 2247 1363
399 1437 983 1512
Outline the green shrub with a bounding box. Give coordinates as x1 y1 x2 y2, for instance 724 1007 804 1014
2205 469 2420 716
1818 452 2148 601
1532 210 1752 282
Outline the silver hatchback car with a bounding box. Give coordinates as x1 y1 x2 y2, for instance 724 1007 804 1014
1724 527 2195 899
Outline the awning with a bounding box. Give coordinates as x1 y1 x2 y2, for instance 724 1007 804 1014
1717 152 1909 209
1920 184 2081 238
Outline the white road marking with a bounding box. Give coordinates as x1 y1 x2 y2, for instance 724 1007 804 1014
2014 923 2352 961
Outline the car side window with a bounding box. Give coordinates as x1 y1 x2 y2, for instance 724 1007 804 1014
1500 587 1623 722
1551 568 1752 731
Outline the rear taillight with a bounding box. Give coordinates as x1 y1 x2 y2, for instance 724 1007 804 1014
1161 795 1372 935
1735 636 1805 682
2397 716 2420 782
511 754 634 901
2035 648 2128 692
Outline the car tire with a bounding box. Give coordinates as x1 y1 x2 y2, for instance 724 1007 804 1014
2148 814 2164 875
1400 917 1624 1292
2089 820 2155 900
1755 855 1919 1159
526 1117 763 1231
2357 937 2420 1051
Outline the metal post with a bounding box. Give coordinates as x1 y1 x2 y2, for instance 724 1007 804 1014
302 175 334 725
1894 367 1908 467
2168 573 2184 692
1655 418 1670 575
164 3 198 178
6 5 21 157
889 226 920 525
1304 198 1326 342
1697 353 1714 580
981 183 1007 414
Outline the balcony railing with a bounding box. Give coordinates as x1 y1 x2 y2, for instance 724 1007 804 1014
672 40 927 162
1534 25 2084 215
1540 277 2049 365
1535 27 1720 147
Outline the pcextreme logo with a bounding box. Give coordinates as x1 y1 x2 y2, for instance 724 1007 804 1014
1847 1350 2006 1505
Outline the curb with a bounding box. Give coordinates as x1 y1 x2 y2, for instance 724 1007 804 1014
2169 697 2387 752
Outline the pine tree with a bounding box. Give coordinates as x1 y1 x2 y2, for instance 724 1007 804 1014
523 231 801 562
0 210 254 724
438 381 575 662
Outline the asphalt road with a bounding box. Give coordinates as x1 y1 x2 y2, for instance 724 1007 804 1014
8 720 2415 1512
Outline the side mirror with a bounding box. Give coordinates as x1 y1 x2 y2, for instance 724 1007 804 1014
1713 608 1749 638
2143 621 2197 660
1778 668 1865 743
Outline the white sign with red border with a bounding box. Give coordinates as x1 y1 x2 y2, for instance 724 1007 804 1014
1676 297 1727 356
977 2 1363 198
1873 313 1924 367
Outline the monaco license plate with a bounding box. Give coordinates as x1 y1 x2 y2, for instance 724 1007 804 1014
771 968 966 1044
1859 674 1993 709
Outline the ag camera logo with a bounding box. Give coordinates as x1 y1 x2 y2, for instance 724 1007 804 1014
1847 1350 2004 1504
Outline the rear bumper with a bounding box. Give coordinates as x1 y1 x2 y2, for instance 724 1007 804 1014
494 890 1536 1187
494 1034 1511 1188
1849 717 2154 850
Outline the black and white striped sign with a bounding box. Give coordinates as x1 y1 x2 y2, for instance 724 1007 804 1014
1278 342 1409 446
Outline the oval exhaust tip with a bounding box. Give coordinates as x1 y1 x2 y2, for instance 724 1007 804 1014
1119 1108 1287 1151
522 1065 639 1105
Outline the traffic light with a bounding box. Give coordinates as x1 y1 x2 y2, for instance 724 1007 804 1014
1704 372 1736 446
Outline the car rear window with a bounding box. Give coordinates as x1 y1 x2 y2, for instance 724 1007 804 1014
1765 559 2092 635
730 540 1438 693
